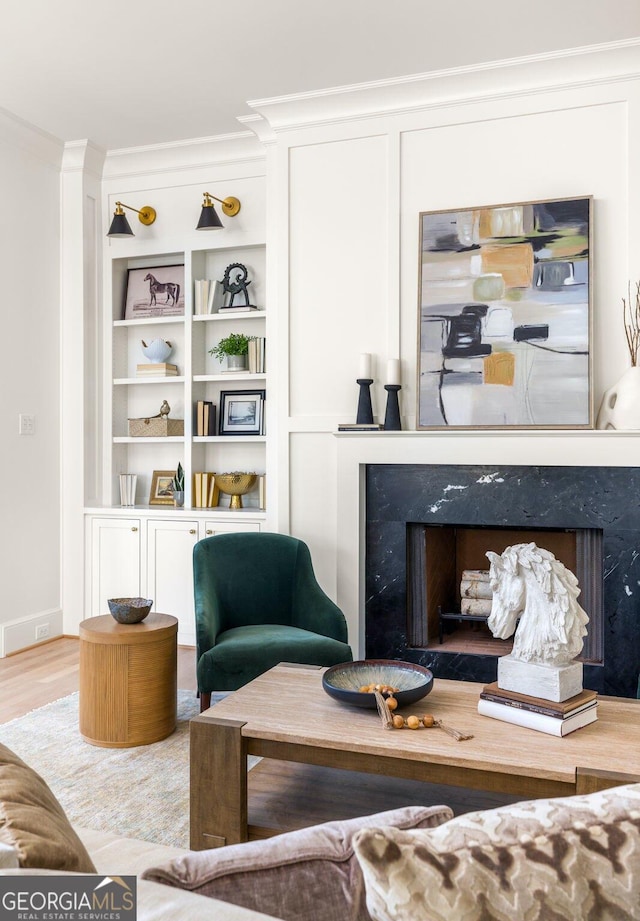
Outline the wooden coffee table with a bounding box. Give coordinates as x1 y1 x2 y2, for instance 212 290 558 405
189 663 640 849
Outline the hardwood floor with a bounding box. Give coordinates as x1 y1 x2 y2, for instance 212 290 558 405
1 638 518 828
0 637 197 723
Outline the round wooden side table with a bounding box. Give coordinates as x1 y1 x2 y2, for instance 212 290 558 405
79 613 178 748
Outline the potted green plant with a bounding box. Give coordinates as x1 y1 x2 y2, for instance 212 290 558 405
209 333 254 371
172 462 185 507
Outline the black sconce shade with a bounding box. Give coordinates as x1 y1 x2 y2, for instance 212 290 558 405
196 192 241 230
107 211 134 237
196 202 224 230
107 202 156 238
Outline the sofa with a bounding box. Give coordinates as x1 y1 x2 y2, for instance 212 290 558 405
2 740 640 921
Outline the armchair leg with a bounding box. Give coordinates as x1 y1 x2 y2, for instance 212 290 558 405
200 691 211 712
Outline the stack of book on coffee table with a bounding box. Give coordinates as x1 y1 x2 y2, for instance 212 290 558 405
478 682 598 736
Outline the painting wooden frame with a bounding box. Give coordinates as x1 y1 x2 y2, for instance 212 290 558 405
149 470 176 505
416 196 593 430
219 389 265 436
123 264 185 319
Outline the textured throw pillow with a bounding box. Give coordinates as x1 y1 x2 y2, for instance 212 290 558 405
353 783 640 921
0 842 18 868
0 742 96 872
143 804 453 921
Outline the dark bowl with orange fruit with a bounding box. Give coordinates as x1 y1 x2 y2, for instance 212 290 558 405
322 659 434 710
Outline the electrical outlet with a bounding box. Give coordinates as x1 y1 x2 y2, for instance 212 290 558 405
19 414 35 436
35 624 50 640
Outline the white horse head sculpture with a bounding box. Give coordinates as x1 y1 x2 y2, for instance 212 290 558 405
486 542 589 667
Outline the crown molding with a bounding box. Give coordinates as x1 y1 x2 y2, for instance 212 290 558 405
0 104 63 167
102 130 266 180
237 113 277 146
247 38 640 134
61 140 106 177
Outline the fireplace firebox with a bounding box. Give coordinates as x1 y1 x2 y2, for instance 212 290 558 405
365 464 640 697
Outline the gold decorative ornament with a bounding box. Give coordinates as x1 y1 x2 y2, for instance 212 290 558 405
215 472 257 509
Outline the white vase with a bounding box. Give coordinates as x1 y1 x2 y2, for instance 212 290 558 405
141 338 173 363
596 366 640 430
119 474 137 506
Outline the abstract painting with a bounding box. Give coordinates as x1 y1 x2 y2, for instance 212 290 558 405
417 197 592 429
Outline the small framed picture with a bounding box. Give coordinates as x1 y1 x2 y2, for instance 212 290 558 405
123 265 185 319
149 470 176 505
219 389 265 436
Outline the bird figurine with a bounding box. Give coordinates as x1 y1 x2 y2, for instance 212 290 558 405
159 401 170 418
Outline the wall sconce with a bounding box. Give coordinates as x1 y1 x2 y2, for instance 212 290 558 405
107 201 157 237
196 192 241 230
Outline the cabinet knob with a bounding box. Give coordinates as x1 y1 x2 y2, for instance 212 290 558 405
131 527 138 532
206 529 213 535
189 529 197 535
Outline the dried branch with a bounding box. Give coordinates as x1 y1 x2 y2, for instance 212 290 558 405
623 280 640 367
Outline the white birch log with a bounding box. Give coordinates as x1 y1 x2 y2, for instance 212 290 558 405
460 579 493 600
461 598 492 616
461 569 491 583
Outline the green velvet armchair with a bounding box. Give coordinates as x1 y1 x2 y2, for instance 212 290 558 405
193 532 353 708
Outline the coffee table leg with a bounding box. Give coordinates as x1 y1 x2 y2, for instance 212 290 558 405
190 716 247 849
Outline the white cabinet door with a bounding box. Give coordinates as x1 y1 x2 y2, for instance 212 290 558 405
202 519 261 538
147 518 199 646
90 517 141 617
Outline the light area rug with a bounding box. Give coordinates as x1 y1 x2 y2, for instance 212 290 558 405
0 690 254 849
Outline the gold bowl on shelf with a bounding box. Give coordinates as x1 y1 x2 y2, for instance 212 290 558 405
215 472 257 509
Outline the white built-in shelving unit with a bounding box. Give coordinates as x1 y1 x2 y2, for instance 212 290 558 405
106 243 268 513
85 239 269 638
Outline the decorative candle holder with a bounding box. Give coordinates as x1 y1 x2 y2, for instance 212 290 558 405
383 385 402 431
356 379 374 424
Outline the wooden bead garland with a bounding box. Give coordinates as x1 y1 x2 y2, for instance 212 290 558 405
374 691 474 741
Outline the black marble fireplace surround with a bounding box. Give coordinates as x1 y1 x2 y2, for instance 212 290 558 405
365 464 640 698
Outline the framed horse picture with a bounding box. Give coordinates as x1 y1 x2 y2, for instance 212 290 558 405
123 264 185 319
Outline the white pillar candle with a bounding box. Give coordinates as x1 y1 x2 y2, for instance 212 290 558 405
358 352 372 379
386 359 401 385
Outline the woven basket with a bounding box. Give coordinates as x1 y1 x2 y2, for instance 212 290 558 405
128 416 184 437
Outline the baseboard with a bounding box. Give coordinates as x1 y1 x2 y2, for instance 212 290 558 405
0 608 63 657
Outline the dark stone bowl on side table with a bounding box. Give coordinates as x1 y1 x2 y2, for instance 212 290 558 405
107 597 153 624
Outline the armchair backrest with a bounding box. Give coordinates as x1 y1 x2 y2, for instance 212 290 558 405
193 532 314 640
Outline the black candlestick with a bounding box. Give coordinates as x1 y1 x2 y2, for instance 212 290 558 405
356 378 374 424
383 384 401 431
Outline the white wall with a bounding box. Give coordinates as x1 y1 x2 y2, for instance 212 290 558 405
249 41 640 650
0 112 64 654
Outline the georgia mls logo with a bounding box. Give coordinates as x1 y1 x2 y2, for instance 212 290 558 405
0 874 137 920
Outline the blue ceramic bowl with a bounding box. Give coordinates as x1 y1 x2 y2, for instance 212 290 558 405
107 597 153 624
322 659 434 709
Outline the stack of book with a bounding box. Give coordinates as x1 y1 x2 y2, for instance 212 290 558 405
136 362 178 377
217 302 260 315
194 400 216 436
478 682 598 736
257 474 266 510
193 472 220 508
337 423 383 432
248 337 265 373
193 279 225 315
460 569 492 616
